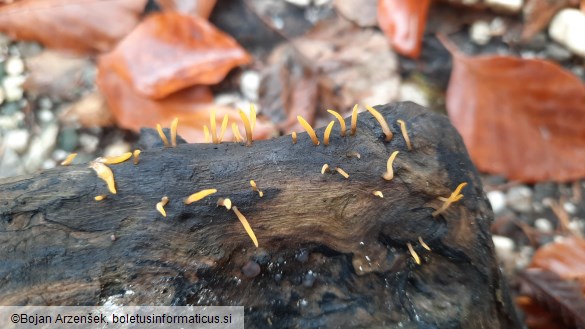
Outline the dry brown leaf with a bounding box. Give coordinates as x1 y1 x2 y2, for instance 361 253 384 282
104 11 251 100
0 0 146 54
156 0 217 18
98 56 275 143
59 91 114 128
519 269 585 329
443 36 585 182
530 237 585 290
23 50 92 100
260 17 400 132
377 0 431 58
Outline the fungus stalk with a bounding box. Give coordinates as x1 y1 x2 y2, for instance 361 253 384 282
351 104 358 136
323 121 335 146
365 105 393 141
397 119 412 150
185 189 218 204
250 180 264 197
60 153 77 166
170 118 179 147
90 162 117 194
383 151 399 181
432 182 467 217
327 109 346 137
233 206 259 248
156 196 169 217
297 115 320 145
156 123 170 147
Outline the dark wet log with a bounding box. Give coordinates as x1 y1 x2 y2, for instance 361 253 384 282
0 102 523 328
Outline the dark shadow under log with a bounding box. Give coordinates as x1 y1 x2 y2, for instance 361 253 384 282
0 102 523 328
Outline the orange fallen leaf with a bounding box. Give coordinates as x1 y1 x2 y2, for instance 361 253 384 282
157 0 217 18
442 36 585 182
97 56 275 143
377 0 430 58
0 0 146 54
104 11 251 100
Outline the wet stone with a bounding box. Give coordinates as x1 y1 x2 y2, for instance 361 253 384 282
242 261 261 278
302 271 315 287
295 248 309 263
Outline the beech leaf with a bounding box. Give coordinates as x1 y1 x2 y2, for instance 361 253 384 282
443 37 585 182
97 56 275 143
103 11 252 100
377 0 431 58
0 0 147 54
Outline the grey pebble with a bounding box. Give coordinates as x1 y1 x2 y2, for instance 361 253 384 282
506 185 533 213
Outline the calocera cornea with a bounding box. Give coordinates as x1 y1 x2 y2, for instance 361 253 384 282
397 119 412 150
407 242 421 265
156 123 170 147
432 182 467 217
323 121 335 146
94 195 107 201
297 115 320 145
239 109 254 146
418 236 431 251
90 161 117 194
203 125 211 143
60 153 77 166
291 132 297 144
321 164 330 174
232 123 244 143
133 150 141 165
156 196 169 217
185 189 218 204
217 198 232 210
250 180 263 197
210 110 218 144
372 191 384 198
232 206 259 248
170 117 179 147
383 151 399 181
335 167 349 179
351 104 358 136
249 103 257 132
327 109 346 136
97 152 133 165
365 105 393 141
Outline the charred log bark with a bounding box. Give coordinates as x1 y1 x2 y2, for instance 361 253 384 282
0 102 523 328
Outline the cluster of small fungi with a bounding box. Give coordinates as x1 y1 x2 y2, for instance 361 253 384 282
61 104 467 265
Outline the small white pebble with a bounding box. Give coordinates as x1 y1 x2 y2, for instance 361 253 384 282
3 129 29 153
568 220 584 235
240 70 260 101
485 0 523 13
5 56 25 76
534 218 553 234
487 190 506 215
489 17 506 36
41 158 56 170
79 134 100 153
2 75 25 102
563 202 577 215
549 9 585 58
285 0 311 6
52 149 69 162
103 141 131 157
37 108 55 123
492 235 515 256
470 21 491 45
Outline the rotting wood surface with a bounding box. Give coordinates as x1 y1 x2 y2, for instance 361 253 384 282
0 102 524 328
